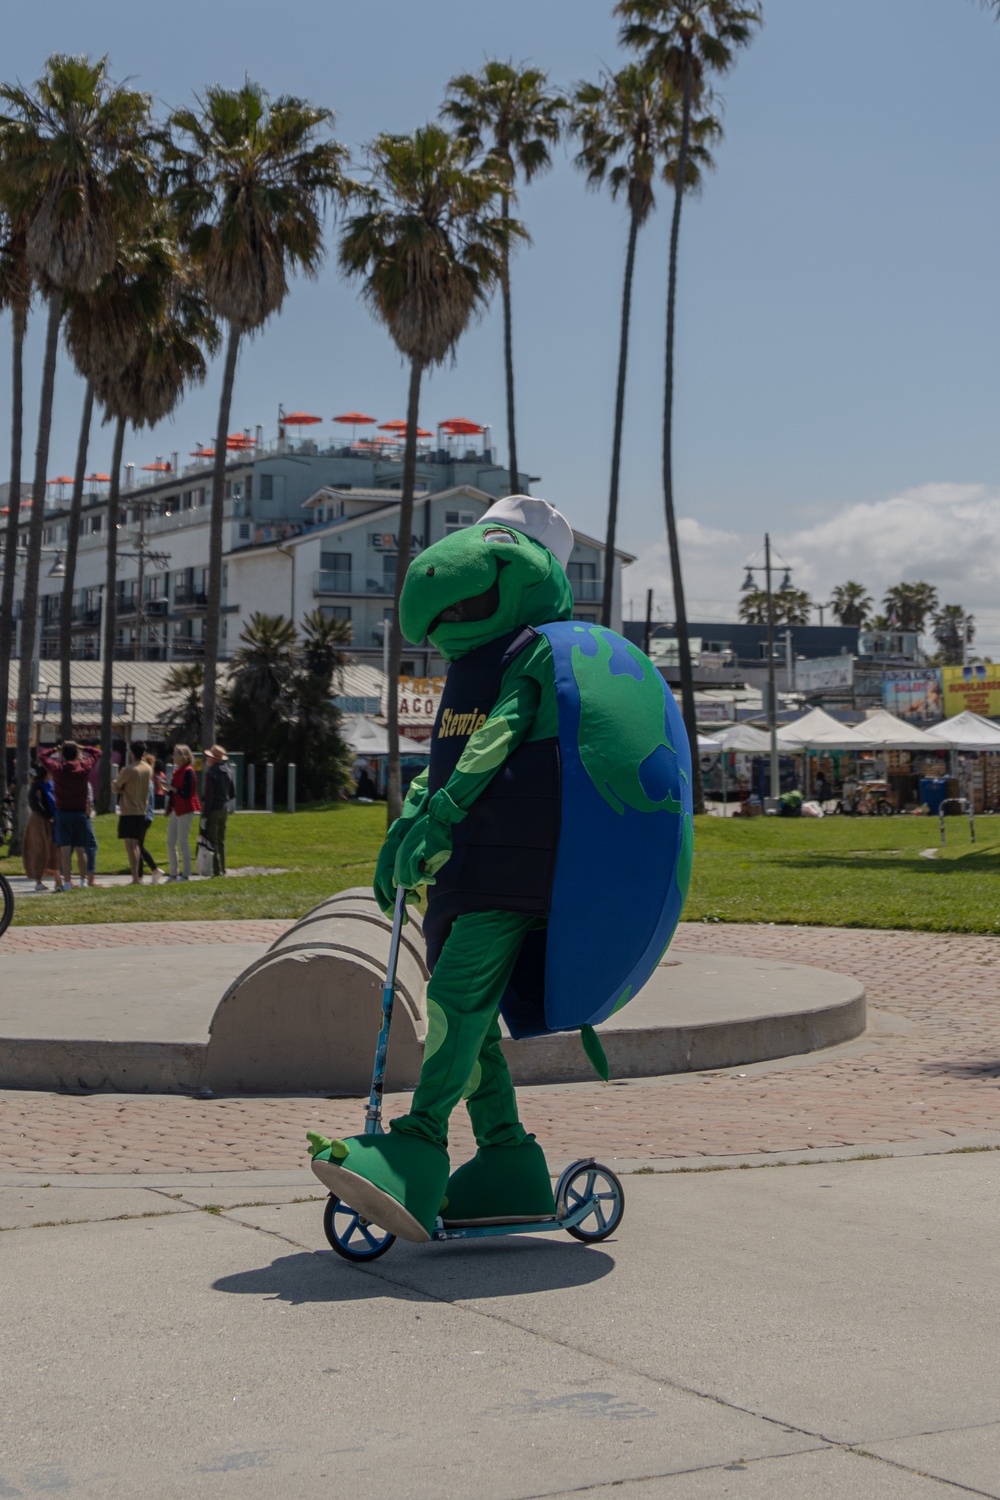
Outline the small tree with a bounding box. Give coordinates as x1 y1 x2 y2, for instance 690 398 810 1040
340 124 517 821
288 609 353 801
165 83 348 750
931 605 974 666
157 661 205 747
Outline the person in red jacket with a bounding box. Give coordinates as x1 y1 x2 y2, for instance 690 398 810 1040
36 741 102 890
165 744 201 881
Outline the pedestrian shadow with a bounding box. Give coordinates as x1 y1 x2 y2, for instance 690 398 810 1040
778 850 1000 876
213 1236 615 1306
919 1058 1000 1079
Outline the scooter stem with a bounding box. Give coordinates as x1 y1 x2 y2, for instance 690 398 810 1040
365 884 409 1134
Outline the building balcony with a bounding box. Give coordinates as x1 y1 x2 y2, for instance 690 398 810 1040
572 579 602 602
71 605 102 627
314 570 353 594
174 587 208 609
144 597 169 616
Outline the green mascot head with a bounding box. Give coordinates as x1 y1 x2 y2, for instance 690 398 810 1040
399 496 575 661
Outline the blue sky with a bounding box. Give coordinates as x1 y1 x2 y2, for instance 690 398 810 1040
3 0 999 644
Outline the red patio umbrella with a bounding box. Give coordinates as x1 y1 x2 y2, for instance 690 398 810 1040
282 410 321 427
189 447 214 458
378 420 434 438
440 417 484 435
142 461 172 472
86 472 111 483
226 432 256 450
333 410 377 443
47 475 74 485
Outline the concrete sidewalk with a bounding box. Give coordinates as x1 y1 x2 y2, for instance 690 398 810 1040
2 1150 998 1498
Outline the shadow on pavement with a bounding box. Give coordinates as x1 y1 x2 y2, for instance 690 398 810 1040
213 1237 615 1305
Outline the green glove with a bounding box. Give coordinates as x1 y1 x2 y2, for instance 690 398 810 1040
394 811 454 891
373 772 430 915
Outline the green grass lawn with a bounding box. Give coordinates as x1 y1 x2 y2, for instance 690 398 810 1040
3 803 999 933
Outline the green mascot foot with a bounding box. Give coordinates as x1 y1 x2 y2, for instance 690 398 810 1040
307 1129 448 1243
443 1137 556 1226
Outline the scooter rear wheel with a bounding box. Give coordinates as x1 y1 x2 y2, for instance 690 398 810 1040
555 1160 625 1243
323 1194 396 1261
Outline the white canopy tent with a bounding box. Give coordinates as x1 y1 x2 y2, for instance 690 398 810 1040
712 723 772 753
856 709 943 751
697 732 722 751
776 707 874 750
925 711 1000 751
341 715 430 757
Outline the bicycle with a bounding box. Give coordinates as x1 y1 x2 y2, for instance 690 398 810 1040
0 869 13 941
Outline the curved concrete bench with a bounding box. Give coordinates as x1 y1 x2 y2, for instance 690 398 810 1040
202 888 429 1094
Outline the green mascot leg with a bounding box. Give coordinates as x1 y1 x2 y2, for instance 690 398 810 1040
309 908 554 1237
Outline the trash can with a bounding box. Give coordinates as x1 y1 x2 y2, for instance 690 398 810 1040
920 777 948 815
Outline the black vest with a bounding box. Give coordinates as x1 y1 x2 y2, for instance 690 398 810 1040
423 626 560 969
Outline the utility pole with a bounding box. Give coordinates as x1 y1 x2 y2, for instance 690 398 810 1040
643 588 653 658
765 535 779 802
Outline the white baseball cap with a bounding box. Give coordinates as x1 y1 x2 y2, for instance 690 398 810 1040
478 495 575 570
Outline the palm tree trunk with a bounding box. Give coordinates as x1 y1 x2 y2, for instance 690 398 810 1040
386 355 424 825
602 199 642 630
662 47 704 815
501 192 519 494
0 300 26 807
12 290 62 847
98 414 126 814
202 322 241 749
59 382 94 741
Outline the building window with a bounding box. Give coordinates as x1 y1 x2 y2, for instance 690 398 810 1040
445 509 475 533
318 551 351 592
382 552 397 594
260 474 274 501
567 560 599 603
91 515 101 534
320 605 352 639
194 487 205 508
238 522 251 540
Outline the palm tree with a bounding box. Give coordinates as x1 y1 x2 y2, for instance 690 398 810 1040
165 83 348 751
442 62 566 492
299 606 351 682
340 124 517 821
0 216 30 781
882 581 938 633
569 64 719 628
616 0 762 813
222 611 299 759
773 587 812 626
157 661 205 747
83 232 217 809
829 581 872 628
932 604 974 666
0 54 152 830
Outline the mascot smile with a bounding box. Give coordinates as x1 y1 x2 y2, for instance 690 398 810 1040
308 496 693 1242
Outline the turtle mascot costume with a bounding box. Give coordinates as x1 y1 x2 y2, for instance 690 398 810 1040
308 497 693 1241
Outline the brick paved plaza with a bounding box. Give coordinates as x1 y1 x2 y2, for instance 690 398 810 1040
2 921 997 1174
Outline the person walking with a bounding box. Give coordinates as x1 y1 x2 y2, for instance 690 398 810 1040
136 750 164 883
113 742 153 885
201 744 234 877
37 741 103 891
23 763 60 892
165 744 200 881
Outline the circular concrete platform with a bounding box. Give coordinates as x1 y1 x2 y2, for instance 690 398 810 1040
0 898 865 1094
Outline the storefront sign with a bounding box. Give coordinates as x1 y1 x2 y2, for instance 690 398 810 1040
941 664 1000 719
795 656 854 693
397 675 444 735
369 532 424 552
881 669 944 722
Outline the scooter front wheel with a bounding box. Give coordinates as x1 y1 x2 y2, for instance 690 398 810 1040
323 1194 396 1261
555 1160 625 1243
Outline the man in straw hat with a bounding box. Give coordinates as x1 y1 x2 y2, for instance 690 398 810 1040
200 745 234 877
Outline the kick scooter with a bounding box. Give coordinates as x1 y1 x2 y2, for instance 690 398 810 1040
321 885 625 1262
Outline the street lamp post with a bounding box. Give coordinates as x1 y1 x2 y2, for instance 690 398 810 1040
741 533 785 803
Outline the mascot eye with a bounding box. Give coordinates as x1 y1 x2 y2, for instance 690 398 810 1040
482 527 519 546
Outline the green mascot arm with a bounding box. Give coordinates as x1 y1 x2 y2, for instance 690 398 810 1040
393 657 545 892
373 769 430 914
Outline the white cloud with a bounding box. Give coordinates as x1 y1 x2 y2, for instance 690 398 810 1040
622 483 1000 652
